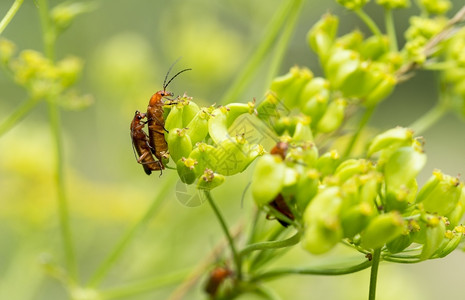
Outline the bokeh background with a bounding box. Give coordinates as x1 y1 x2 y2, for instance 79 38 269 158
1 0 465 299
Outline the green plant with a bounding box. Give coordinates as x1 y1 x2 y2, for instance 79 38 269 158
1 0 465 299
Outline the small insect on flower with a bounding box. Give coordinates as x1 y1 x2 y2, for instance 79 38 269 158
146 61 191 169
204 266 233 297
267 141 295 227
130 110 163 175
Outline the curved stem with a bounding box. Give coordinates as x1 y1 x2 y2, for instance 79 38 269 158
368 248 381 300
264 0 304 89
204 190 242 280
354 9 383 37
240 231 300 258
38 0 78 281
384 8 397 52
219 0 296 104
408 102 447 135
343 105 376 158
251 259 372 282
254 285 283 300
0 97 38 137
100 269 189 300
87 174 176 287
0 0 24 35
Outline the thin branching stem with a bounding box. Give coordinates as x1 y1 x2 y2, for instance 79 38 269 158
204 190 242 280
38 0 78 281
0 97 39 137
384 8 397 52
88 174 177 287
0 0 24 35
251 259 372 282
354 9 383 37
239 231 300 258
368 248 381 300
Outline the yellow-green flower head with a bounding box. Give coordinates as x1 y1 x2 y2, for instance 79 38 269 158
336 0 370 10
376 0 410 9
0 38 16 64
420 0 452 15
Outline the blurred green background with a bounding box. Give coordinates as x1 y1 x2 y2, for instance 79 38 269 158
1 0 465 299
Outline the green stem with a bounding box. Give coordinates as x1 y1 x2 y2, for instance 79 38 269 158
240 231 300 258
384 8 397 52
254 285 283 300
219 0 297 104
87 174 176 287
368 248 381 300
100 269 189 300
264 0 304 89
204 190 242 280
251 259 372 282
38 0 78 281
0 0 24 35
408 102 448 135
0 97 39 137
343 105 376 158
354 9 383 37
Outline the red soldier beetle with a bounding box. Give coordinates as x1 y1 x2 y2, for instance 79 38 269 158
146 62 191 167
130 110 163 175
204 266 233 297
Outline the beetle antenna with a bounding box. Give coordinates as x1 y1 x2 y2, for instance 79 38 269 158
163 68 192 91
163 57 182 89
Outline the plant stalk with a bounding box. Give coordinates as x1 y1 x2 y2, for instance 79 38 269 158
204 190 242 280
343 105 376 158
368 248 381 300
0 97 38 137
0 0 24 35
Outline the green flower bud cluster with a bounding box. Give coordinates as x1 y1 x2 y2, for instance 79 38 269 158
376 0 410 9
250 125 465 258
336 0 370 10
0 39 91 109
404 16 448 64
419 0 452 15
51 2 97 33
308 14 397 107
166 97 264 190
441 28 465 109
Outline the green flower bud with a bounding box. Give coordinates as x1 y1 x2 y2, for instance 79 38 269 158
437 228 464 258
363 73 396 107
302 187 343 254
165 105 184 130
288 142 319 167
384 145 426 192
316 98 347 133
292 118 313 142
360 35 390 61
307 13 339 61
416 170 462 215
197 169 225 190
447 187 465 227
185 107 212 145
420 216 446 260
359 173 383 204
334 159 372 183
336 30 364 50
361 211 405 249
324 48 361 90
295 169 320 211
51 2 96 31
316 150 340 177
0 38 16 64
167 128 192 162
271 67 313 108
176 157 198 184
376 0 410 9
420 0 451 15
208 102 255 145
336 0 370 10
252 154 285 206
302 91 329 126
189 143 217 177
181 96 199 127
341 202 375 238
299 77 330 107
57 56 83 88
386 233 412 253
367 127 414 156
